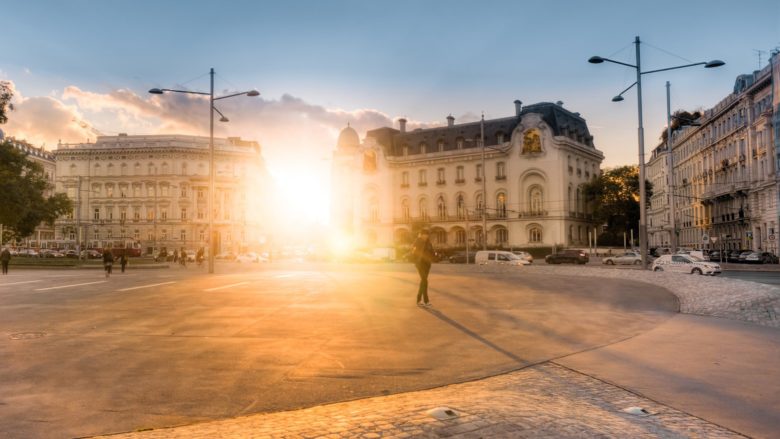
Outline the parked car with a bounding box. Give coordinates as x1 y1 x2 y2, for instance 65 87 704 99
81 249 102 259
652 247 672 257
708 250 722 261
727 250 744 263
744 252 763 264
545 249 589 265
759 252 779 264
602 251 642 265
652 254 721 275
738 251 753 263
512 251 534 264
17 248 39 257
448 251 476 264
475 250 529 266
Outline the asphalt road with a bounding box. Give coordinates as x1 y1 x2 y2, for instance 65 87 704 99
0 263 679 438
720 270 780 286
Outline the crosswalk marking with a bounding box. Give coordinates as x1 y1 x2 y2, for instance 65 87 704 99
204 281 249 292
118 281 177 292
35 281 107 291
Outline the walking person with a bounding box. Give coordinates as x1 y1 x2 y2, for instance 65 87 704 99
196 247 204 267
173 249 179 264
179 248 187 268
102 249 114 278
119 251 128 273
410 229 435 307
1 247 11 275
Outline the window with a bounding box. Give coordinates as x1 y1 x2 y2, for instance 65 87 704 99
181 162 188 176
107 229 113 239
476 194 484 215
198 188 204 199
496 162 505 180
497 132 505 144
134 229 140 240
476 164 483 181
161 229 167 240
161 209 167 221
455 229 466 245
456 166 464 182
530 186 543 214
93 208 100 221
438 140 444 152
199 230 205 241
419 198 428 219
147 209 155 221
133 209 140 221
94 229 100 240
106 186 114 197
456 137 464 149
147 231 154 241
181 208 187 220
369 198 379 223
496 193 507 218
181 186 187 197
418 170 427 186
457 195 466 219
197 210 204 220
180 230 186 242
529 226 542 243
420 142 427 154
437 168 445 184
496 228 508 244
401 171 409 187
402 145 409 156
133 186 141 197
147 186 155 197
437 196 447 219
162 186 169 197
402 199 410 220
433 229 447 244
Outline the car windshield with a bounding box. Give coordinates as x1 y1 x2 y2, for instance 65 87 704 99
688 255 704 262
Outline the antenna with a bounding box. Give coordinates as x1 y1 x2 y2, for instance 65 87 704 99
753 49 767 69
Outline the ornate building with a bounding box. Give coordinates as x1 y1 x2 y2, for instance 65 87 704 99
3 138 57 247
647 51 780 253
53 134 270 255
331 100 604 252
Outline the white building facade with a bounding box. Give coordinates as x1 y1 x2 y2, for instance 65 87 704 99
332 101 604 252
647 51 780 253
53 134 270 255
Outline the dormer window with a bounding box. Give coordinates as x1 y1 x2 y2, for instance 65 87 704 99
456 137 464 149
496 132 505 144
437 140 444 152
419 142 427 154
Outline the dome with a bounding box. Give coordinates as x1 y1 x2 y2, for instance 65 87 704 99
337 124 360 151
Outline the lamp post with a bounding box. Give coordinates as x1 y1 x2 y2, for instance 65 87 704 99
480 114 487 250
589 36 723 269
150 69 259 274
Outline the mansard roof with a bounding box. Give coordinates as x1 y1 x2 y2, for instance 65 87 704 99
367 102 594 158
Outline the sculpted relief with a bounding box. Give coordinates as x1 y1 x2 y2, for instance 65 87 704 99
522 129 542 154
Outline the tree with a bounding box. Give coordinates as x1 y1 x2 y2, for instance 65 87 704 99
582 165 652 246
0 81 12 125
0 140 72 239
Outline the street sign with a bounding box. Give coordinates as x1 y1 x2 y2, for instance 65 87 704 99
710 236 718 243
702 234 709 243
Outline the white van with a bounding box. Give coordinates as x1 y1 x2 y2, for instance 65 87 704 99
475 250 529 266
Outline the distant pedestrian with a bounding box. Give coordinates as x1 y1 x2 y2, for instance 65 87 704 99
1 247 11 275
180 248 187 268
410 229 435 307
102 249 114 278
119 251 128 273
196 247 204 267
173 249 179 264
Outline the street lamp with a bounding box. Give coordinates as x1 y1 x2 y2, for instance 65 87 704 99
588 36 723 269
150 68 259 274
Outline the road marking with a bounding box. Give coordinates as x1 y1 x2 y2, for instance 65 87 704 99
118 281 176 292
204 281 249 292
0 280 43 286
35 281 107 291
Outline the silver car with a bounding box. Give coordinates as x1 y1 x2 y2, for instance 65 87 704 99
652 254 721 275
602 251 642 265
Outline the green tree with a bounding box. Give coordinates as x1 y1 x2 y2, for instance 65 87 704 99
0 81 12 125
0 140 72 239
582 165 652 246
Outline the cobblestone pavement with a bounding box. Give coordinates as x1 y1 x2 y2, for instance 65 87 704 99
470 265 780 328
98 363 742 439
91 267 771 438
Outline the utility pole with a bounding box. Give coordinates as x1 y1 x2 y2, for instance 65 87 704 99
666 81 678 253
480 114 487 250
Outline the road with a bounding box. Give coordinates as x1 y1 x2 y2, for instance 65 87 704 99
0 262 678 438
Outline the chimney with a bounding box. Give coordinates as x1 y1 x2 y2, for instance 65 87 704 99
399 118 407 133
513 100 522 116
447 114 455 127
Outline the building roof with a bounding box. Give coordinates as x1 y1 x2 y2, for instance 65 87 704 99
367 101 594 157
337 125 360 151
6 137 55 162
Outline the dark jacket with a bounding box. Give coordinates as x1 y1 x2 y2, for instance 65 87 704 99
102 251 114 263
411 238 435 265
0 249 10 262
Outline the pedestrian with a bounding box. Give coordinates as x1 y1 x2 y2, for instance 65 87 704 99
410 229 435 307
102 249 114 278
1 246 11 275
120 251 128 273
173 249 179 264
196 247 204 267
180 248 187 268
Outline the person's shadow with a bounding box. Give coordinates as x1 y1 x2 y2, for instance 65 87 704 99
423 307 527 366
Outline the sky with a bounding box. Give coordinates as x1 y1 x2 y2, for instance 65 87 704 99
1 0 779 227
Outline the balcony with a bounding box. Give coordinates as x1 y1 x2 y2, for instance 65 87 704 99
495 175 506 181
436 180 446 186
418 182 427 187
518 210 549 218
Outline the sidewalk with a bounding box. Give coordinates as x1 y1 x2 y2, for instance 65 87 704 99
93 267 780 439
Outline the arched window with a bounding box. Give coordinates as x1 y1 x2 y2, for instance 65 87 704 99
455 228 466 245
401 199 410 221
433 229 447 244
456 195 466 219
496 132 505 144
496 193 507 218
161 162 169 175
437 196 447 220
148 163 155 175
419 198 428 220
369 197 379 223
496 162 506 179
419 142 427 154
120 163 128 176
496 227 508 244
437 139 444 152
476 194 484 216
529 226 543 243
106 164 114 176
529 186 543 215
93 163 101 176
456 137 464 150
